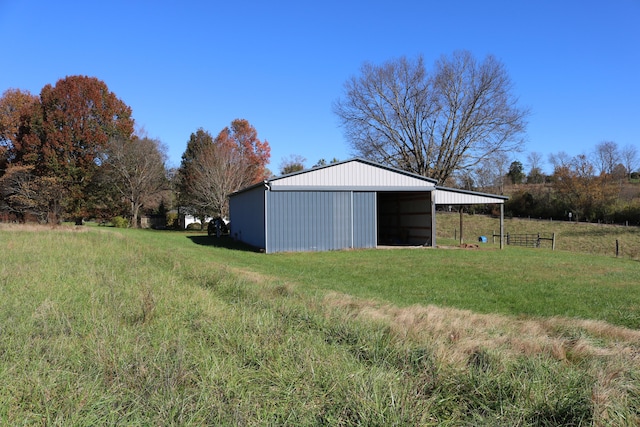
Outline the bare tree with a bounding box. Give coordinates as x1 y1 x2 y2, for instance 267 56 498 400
0 165 65 223
472 158 496 191
548 151 572 171
333 51 529 184
494 152 510 194
620 144 638 178
525 151 545 184
455 171 475 191
102 136 168 227
186 138 253 218
594 141 620 175
526 151 544 171
177 121 271 220
0 165 38 221
470 152 509 193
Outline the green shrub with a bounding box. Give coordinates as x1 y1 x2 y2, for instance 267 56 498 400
111 216 129 228
166 212 178 229
186 222 202 230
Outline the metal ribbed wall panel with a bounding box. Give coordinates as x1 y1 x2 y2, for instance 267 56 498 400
265 191 376 253
353 192 376 248
266 191 351 253
228 185 266 249
271 161 435 189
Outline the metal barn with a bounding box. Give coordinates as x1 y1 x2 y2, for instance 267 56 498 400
228 158 507 253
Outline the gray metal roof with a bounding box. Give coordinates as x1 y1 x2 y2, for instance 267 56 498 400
434 186 508 205
269 158 437 189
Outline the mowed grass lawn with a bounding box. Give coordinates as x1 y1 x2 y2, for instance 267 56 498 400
1 220 640 425
184 213 640 329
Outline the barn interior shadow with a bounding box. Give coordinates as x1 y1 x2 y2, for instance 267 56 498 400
186 235 262 252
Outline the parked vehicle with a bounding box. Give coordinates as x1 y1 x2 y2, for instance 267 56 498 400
207 217 230 237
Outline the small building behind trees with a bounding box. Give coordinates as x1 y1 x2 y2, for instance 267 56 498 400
229 158 507 253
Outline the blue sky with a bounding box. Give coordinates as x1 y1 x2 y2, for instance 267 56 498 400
1 0 638 174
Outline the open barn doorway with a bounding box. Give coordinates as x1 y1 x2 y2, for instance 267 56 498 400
376 192 434 246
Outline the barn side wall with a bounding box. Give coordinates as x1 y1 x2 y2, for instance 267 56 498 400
265 191 376 253
353 191 377 249
229 186 266 249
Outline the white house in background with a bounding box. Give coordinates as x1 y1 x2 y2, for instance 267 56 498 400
229 158 507 253
179 214 213 229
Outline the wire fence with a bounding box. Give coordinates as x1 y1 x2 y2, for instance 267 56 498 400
502 232 556 249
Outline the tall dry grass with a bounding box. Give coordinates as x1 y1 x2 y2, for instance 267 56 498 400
323 291 640 425
2 225 640 425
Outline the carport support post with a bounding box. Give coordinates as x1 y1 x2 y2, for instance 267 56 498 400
500 204 504 250
430 193 436 247
459 206 464 245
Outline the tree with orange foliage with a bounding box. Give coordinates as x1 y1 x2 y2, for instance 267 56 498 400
177 120 270 221
2 76 135 223
40 76 134 223
216 119 270 184
0 89 40 170
551 154 613 221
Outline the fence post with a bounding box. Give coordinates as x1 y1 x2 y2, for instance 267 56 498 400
616 240 619 257
459 207 464 245
500 204 504 250
552 233 556 251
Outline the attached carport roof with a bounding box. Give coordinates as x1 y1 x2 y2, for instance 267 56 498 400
434 186 508 205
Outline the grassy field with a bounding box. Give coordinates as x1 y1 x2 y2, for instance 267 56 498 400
435 211 640 260
1 221 640 425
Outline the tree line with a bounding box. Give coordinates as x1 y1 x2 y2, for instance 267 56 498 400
0 76 270 227
2 51 637 228
506 145 640 224
1 51 531 228
456 142 640 224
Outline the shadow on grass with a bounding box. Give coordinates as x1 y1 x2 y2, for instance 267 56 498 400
186 235 263 252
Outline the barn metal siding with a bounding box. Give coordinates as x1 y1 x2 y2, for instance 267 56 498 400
228 185 266 249
266 191 357 253
353 192 377 248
